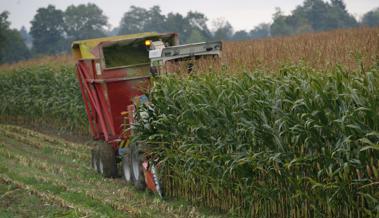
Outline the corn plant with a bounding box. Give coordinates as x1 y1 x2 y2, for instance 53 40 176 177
0 64 87 134
0 26 378 217
133 64 379 217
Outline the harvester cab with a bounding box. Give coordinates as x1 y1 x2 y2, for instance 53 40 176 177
72 32 222 195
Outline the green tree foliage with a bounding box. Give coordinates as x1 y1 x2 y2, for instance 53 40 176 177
19 26 32 49
165 13 190 42
185 11 212 41
362 7 379 27
118 6 152 34
0 11 30 64
271 8 294 36
271 0 357 36
314 0 357 30
30 5 66 55
1 29 31 63
186 29 207 43
0 11 10 50
232 30 250 40
212 18 233 40
144 6 167 33
118 6 212 43
118 6 167 34
249 23 271 39
64 3 108 41
106 27 120 36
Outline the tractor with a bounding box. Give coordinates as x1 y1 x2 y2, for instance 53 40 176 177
72 32 222 195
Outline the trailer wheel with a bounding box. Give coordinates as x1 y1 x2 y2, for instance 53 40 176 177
91 147 99 172
98 142 117 178
131 143 146 190
122 153 133 183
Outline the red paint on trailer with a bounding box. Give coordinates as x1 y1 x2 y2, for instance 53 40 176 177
75 60 149 143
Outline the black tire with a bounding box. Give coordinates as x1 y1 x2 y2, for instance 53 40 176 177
122 150 133 184
91 147 99 173
98 142 117 178
131 143 146 190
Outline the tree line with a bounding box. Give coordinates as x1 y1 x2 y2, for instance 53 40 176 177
1 0 379 64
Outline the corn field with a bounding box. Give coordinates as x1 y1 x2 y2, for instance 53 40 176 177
0 63 87 134
133 64 379 217
0 27 378 217
222 27 379 72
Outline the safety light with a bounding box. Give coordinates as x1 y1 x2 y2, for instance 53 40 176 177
145 40 152 47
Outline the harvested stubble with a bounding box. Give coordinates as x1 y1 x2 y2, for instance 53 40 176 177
133 64 379 217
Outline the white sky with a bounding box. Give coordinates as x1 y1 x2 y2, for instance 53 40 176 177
1 0 378 32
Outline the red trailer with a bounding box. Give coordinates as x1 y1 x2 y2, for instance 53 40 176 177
72 32 222 194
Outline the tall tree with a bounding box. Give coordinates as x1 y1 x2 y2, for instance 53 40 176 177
64 3 108 41
232 30 250 41
118 6 212 43
119 6 149 34
2 29 31 63
186 11 212 40
186 29 207 43
106 27 120 36
271 0 357 36
118 6 167 35
0 11 10 50
271 8 295 36
212 18 233 40
362 8 379 27
250 23 271 39
19 26 32 49
164 12 190 42
328 0 357 29
144 6 166 33
30 5 66 55
299 0 330 31
0 11 30 64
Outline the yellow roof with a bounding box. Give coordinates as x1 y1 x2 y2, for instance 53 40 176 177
71 32 164 60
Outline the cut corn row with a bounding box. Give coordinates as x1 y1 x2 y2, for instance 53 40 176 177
0 175 96 217
0 127 89 161
0 124 90 158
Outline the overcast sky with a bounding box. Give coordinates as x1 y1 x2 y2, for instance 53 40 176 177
1 0 378 32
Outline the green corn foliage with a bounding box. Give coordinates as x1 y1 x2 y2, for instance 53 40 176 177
0 64 87 134
0 59 378 217
134 64 379 217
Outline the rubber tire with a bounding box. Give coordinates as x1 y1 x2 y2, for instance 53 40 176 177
91 147 99 173
122 151 133 184
131 143 146 190
98 143 117 178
